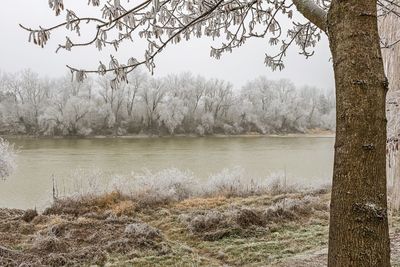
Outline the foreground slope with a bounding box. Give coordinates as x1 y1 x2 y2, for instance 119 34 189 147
1 190 399 266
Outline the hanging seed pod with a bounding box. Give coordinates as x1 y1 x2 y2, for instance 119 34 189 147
98 61 107 75
75 70 87 83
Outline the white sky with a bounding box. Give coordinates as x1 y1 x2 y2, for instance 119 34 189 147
0 1 335 90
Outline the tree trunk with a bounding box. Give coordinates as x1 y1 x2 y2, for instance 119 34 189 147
327 0 391 266
379 5 400 213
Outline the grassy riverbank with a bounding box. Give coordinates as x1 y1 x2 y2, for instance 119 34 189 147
1 188 400 267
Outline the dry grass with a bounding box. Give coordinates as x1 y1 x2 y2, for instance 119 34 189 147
1 187 400 266
0 204 170 266
178 193 329 242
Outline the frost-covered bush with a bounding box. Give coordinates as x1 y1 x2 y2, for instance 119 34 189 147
183 195 326 239
264 195 328 222
186 211 227 234
52 167 317 210
32 233 68 253
124 223 162 240
267 175 299 195
0 138 16 180
71 169 104 196
54 168 199 205
203 167 269 197
129 168 198 205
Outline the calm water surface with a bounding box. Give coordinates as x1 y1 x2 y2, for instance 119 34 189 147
1 136 334 209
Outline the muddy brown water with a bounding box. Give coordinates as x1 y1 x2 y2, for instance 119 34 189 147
0 136 334 209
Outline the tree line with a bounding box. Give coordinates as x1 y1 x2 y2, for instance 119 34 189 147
0 69 335 136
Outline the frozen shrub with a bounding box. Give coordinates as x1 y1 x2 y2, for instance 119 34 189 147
183 208 269 241
303 194 329 211
268 176 299 195
265 196 321 222
21 209 38 223
234 208 265 227
186 211 236 241
0 138 16 180
43 254 68 266
203 167 268 197
51 168 200 212
186 208 266 233
124 223 162 240
129 168 198 206
51 167 320 212
44 191 128 216
31 233 68 253
54 168 105 199
105 238 136 254
187 211 226 233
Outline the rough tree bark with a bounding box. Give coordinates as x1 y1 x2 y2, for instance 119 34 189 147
326 0 391 265
379 7 400 212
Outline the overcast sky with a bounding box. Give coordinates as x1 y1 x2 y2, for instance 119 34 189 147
0 1 334 90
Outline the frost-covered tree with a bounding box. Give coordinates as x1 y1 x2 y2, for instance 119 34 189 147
0 70 51 134
19 0 399 260
139 77 166 132
203 79 234 121
0 138 16 180
160 96 188 134
240 78 333 133
97 74 128 134
126 69 148 118
61 96 93 135
0 70 335 135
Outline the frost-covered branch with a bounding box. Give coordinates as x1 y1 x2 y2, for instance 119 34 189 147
21 0 327 86
18 0 400 85
292 0 327 31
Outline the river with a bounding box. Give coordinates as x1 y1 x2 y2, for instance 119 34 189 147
0 136 334 209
